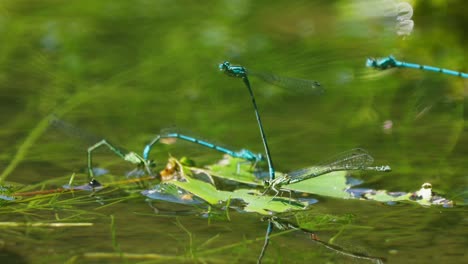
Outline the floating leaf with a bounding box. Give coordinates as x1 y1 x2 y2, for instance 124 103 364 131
170 175 307 214
282 171 352 199
207 156 262 185
230 189 307 214
142 159 308 214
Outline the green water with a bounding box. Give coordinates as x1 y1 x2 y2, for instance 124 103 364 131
0 0 466 263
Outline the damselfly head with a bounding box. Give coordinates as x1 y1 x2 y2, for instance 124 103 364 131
88 179 102 188
366 58 377 67
219 61 230 72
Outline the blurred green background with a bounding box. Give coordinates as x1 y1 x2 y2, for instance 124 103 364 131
0 0 466 263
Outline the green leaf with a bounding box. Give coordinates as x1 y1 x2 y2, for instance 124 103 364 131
207 157 262 185
363 191 411 202
170 173 307 215
282 171 352 199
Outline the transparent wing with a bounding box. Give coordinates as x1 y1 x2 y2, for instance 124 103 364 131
249 70 324 95
288 148 374 181
49 116 102 145
49 115 130 156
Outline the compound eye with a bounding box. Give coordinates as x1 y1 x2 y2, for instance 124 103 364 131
219 61 229 71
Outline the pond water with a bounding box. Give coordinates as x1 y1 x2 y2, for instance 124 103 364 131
0 0 466 263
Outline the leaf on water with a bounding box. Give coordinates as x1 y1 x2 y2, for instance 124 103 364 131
170 175 227 205
283 171 353 199
170 176 307 214
230 189 307 214
207 156 262 185
146 158 308 214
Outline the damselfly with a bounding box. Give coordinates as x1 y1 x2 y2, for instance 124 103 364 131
142 130 264 171
219 61 275 182
366 55 468 78
264 148 391 195
219 61 323 94
49 117 155 184
219 61 323 184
